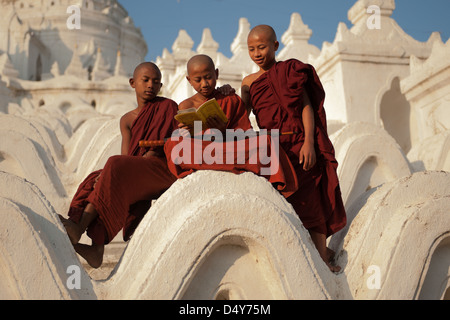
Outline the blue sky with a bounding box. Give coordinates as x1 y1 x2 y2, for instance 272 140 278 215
120 0 450 62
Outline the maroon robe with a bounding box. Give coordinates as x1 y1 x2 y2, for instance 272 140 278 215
249 59 346 237
164 91 298 197
68 97 178 244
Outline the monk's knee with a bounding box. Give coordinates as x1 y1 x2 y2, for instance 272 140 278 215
104 155 129 172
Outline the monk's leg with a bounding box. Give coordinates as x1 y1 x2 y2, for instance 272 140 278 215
87 155 177 241
101 155 176 205
60 203 98 245
308 229 341 273
74 242 104 269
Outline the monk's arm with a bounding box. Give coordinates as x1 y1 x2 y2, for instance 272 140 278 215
240 79 252 115
299 92 316 171
119 114 131 155
175 99 196 135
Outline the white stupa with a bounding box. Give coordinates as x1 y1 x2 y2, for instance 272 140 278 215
0 0 147 114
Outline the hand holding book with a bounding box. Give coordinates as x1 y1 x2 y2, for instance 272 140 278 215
174 98 228 133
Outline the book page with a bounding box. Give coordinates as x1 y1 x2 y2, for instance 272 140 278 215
197 99 228 124
174 111 202 126
177 107 197 114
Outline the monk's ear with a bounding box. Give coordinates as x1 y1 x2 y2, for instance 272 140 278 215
215 68 219 79
274 41 280 52
186 76 192 85
129 78 135 88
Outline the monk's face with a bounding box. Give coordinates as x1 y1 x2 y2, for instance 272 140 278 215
187 63 218 99
247 32 279 71
130 65 162 103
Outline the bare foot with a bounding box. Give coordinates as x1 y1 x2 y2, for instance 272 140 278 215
58 214 83 245
308 230 342 273
327 247 336 262
326 261 341 273
326 248 342 273
327 248 341 273
74 243 104 269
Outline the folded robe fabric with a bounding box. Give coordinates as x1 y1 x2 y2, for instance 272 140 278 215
249 59 347 237
164 134 298 198
164 90 299 198
68 97 178 244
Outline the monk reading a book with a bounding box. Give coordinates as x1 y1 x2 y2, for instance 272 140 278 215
177 54 251 133
60 62 179 268
241 25 347 272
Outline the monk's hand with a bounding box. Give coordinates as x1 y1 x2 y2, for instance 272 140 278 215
93 173 101 189
216 84 236 96
299 141 316 171
206 115 227 134
143 150 158 158
178 122 193 137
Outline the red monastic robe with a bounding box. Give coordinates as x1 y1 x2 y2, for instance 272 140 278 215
249 59 347 237
164 91 298 197
68 97 179 245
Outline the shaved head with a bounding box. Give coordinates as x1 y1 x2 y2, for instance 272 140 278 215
133 62 161 79
248 25 278 42
187 54 215 75
246 24 279 71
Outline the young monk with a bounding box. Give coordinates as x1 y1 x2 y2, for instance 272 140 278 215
60 62 179 268
178 54 251 133
241 25 347 272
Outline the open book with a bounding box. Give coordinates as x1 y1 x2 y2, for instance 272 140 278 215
174 98 228 128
